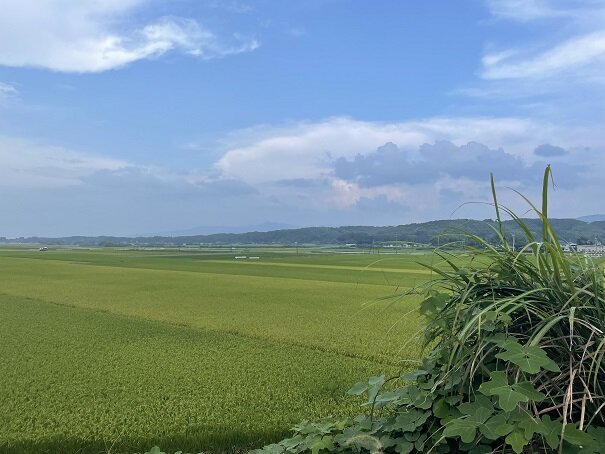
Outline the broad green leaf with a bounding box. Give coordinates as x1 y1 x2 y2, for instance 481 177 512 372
414 433 428 451
487 333 508 347
513 381 545 402
408 386 433 409
281 435 305 450
480 414 508 440
403 369 429 380
537 415 561 450
146 448 165 454
250 444 283 454
404 431 420 442
496 341 560 374
379 435 398 449
389 409 430 432
443 418 480 443
367 375 386 403
516 414 540 440
309 435 333 454
368 375 385 387
581 427 605 453
374 389 407 409
314 420 337 435
479 371 528 411
432 398 450 419
347 381 367 395
394 440 414 454
458 395 494 417
505 429 529 454
420 292 448 315
494 423 514 437
563 424 593 446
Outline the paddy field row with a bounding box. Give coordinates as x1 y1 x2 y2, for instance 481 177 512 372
0 247 434 453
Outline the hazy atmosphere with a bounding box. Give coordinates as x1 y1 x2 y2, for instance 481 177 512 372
1 0 604 236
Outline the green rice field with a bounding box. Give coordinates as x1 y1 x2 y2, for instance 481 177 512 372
0 246 439 453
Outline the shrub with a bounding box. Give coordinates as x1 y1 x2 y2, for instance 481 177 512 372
253 166 605 453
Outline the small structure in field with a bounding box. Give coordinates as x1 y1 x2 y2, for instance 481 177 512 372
39 247 48 252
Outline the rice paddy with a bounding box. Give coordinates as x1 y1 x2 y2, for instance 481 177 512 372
0 246 435 453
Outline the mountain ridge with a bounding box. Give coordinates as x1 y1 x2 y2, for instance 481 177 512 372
2 217 605 247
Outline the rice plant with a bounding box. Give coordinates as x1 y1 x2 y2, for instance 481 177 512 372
256 166 605 453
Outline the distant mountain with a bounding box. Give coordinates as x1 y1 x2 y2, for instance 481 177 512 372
150 222 297 236
577 214 605 223
3 218 605 247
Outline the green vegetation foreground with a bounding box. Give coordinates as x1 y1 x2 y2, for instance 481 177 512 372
256 167 605 453
0 248 433 453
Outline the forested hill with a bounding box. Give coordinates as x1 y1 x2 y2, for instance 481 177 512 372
2 218 605 247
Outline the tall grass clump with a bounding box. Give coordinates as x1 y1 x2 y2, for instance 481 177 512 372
254 166 605 453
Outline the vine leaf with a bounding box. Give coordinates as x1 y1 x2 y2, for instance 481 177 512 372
495 341 560 373
347 382 367 396
537 415 561 450
443 418 481 443
478 371 528 411
309 435 333 454
443 399 493 443
505 429 528 454
563 424 593 446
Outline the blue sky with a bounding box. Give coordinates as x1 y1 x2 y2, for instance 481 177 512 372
0 0 604 236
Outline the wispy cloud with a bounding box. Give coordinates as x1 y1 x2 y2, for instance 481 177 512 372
0 136 128 188
0 82 18 96
482 31 605 80
486 0 605 22
486 0 578 21
480 0 605 83
0 0 258 72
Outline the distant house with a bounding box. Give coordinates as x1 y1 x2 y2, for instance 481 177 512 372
577 244 605 257
39 247 48 252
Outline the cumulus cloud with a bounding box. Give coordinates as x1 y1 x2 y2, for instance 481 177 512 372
215 116 565 185
534 144 568 157
333 141 587 190
0 0 258 72
334 141 527 186
0 116 601 235
206 116 605 222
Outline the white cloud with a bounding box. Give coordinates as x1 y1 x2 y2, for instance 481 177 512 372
210 116 605 217
482 31 605 80
0 115 602 235
0 0 258 72
481 0 605 82
486 0 573 21
0 82 18 96
0 136 128 188
215 116 576 185
486 0 605 23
